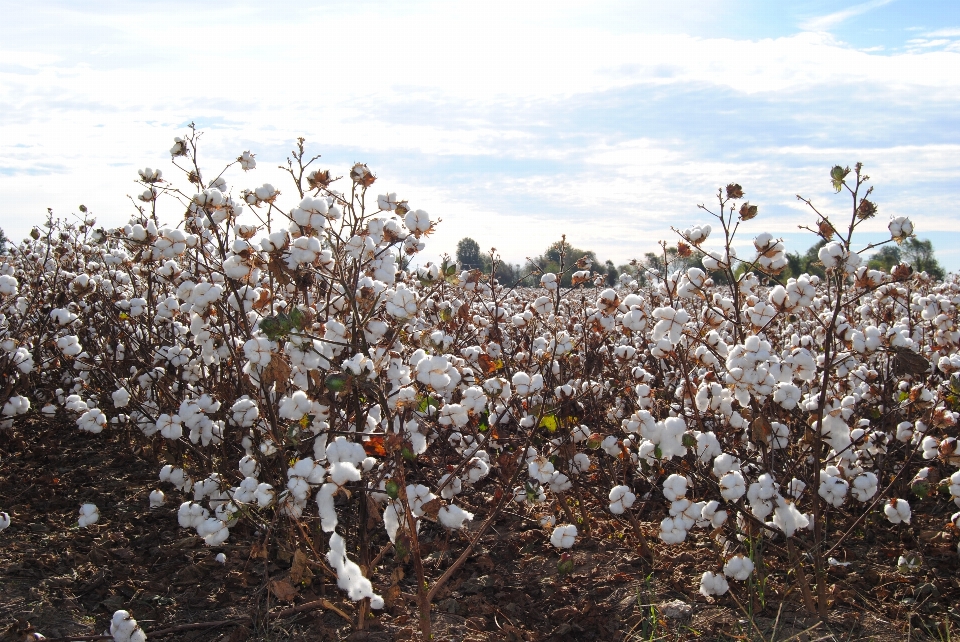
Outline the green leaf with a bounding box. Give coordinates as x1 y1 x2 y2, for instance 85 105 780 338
911 481 930 498
259 316 284 341
539 414 559 433
325 373 350 393
417 396 439 413
385 480 400 499
653 445 663 460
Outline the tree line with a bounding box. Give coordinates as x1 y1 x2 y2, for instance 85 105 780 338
454 234 947 287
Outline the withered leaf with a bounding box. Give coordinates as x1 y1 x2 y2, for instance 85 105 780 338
419 498 442 522
290 550 313 586
263 354 292 395
268 578 298 602
892 347 929 376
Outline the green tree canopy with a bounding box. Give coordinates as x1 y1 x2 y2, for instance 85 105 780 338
456 237 483 270
901 238 945 280
866 245 901 273
528 240 598 287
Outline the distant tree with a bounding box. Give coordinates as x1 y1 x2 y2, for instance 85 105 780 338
901 238 945 280
604 260 618 287
642 246 701 280
867 245 901 273
528 239 598 287
0 228 7 253
456 237 483 270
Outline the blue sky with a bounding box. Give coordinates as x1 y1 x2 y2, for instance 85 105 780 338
2 0 959 272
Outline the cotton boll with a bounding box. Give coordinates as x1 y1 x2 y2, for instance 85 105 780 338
329 461 361 486
112 388 131 408
723 554 755 581
550 524 578 549
608 485 636 515
325 436 367 466
712 453 741 478
149 490 165 508
699 500 728 529
0 512 10 531
719 471 746 501
317 483 338 532
662 474 688 501
78 503 100 527
254 483 274 508
178 501 209 529
772 497 809 537
438 504 474 530
658 516 687 544
700 571 729 597
528 457 555 483
884 498 911 525
818 467 849 507
327 532 385 608
110 609 147 642
238 455 260 478
851 472 878 502
215 553 226 564
196 517 229 546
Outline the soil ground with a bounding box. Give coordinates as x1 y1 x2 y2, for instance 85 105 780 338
2 418 959 641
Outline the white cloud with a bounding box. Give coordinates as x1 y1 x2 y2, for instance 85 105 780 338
3 1 960 273
800 0 896 32
922 28 960 38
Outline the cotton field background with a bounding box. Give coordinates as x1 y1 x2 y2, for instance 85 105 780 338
1 131 959 642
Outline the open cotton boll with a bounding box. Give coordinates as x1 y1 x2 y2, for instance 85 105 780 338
527 457 555 483
851 472 878 502
608 485 636 514
719 471 746 501
149 490 165 508
110 609 147 642
550 524 578 549
325 436 367 466
772 497 809 537
288 457 325 484
329 461 361 486
699 500 728 529
178 502 209 529
723 554 755 581
112 388 131 408
317 483 338 532
884 498 911 524
658 516 687 544
700 571 729 597
238 455 260 478
407 484 437 517
0 512 10 531
818 467 849 507
196 517 229 546
215 553 226 564
438 504 474 530
327 532 384 609
78 503 100 527
662 474 689 501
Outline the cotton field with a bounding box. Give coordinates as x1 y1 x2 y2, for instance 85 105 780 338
1 132 958 640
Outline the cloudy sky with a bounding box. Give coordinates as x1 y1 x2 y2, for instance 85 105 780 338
3 0 959 272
